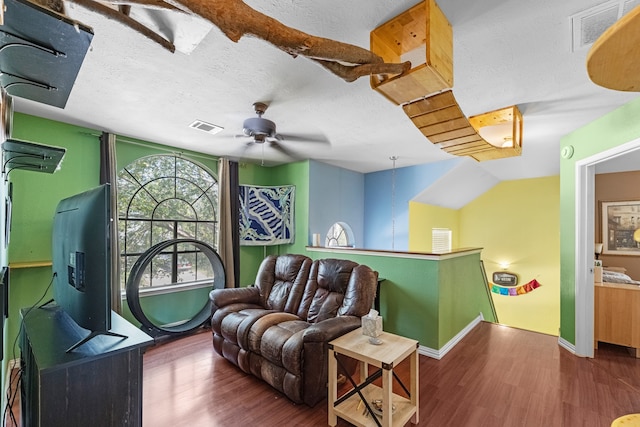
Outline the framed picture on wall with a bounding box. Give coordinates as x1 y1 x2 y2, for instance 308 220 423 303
602 200 640 255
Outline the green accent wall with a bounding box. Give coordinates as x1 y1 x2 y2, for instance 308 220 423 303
7 114 102 357
4 114 263 368
134 287 212 326
305 249 495 349
236 161 309 286
560 96 640 345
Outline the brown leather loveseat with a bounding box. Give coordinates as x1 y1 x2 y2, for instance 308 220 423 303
209 254 378 406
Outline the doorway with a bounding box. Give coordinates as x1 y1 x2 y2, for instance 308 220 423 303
575 137 640 357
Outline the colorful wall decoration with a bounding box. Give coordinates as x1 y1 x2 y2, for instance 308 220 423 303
239 184 295 246
490 279 541 296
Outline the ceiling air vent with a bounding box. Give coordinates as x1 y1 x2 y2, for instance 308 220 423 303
189 120 223 135
571 0 640 51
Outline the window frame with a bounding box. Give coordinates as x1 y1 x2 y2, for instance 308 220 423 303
117 154 219 296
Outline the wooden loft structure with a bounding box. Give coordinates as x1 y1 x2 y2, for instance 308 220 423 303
370 0 523 161
370 0 453 105
403 91 523 162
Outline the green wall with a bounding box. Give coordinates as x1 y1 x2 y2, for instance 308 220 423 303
560 96 640 345
236 161 309 286
7 114 102 360
303 249 495 349
4 114 269 367
264 161 311 256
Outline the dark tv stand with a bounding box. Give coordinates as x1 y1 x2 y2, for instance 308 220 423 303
66 329 128 353
32 299 128 353
20 304 153 427
34 299 129 352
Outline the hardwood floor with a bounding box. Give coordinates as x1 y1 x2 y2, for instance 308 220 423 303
6 321 640 426
142 322 640 427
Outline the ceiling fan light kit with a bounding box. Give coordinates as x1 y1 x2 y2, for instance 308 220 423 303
371 0 524 162
242 117 277 140
242 102 278 141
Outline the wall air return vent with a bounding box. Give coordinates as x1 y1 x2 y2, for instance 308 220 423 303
432 228 452 253
189 120 223 135
571 0 640 51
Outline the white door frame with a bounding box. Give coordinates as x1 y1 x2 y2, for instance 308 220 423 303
574 137 640 357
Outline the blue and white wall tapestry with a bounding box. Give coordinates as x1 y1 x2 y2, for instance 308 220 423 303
239 185 295 245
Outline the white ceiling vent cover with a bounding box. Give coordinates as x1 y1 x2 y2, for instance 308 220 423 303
571 0 640 51
189 120 224 135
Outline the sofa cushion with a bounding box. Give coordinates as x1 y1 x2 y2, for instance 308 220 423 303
211 303 261 341
298 259 358 323
247 353 304 404
338 264 379 317
247 312 301 353
260 320 309 374
256 254 312 314
213 305 276 349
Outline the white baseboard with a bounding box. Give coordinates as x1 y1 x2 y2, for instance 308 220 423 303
557 336 576 355
418 313 484 360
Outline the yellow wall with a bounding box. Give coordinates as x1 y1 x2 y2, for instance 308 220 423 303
408 202 460 252
408 176 560 335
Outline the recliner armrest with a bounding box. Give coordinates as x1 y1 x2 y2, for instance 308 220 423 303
302 316 361 343
210 286 261 308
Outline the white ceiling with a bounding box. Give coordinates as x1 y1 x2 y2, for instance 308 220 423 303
13 0 640 179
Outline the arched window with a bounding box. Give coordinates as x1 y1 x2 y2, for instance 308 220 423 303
117 155 218 292
325 221 355 248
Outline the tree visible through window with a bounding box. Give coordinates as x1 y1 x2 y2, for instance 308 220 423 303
117 155 218 292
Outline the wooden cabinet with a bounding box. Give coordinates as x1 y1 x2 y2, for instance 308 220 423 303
20 304 153 426
595 282 640 357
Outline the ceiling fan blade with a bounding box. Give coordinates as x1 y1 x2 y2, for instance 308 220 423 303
276 133 330 145
213 133 251 142
269 140 300 159
225 140 254 161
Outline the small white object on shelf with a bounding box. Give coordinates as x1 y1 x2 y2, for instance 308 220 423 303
362 309 383 344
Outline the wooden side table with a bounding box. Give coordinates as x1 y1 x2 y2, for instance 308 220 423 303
328 328 419 427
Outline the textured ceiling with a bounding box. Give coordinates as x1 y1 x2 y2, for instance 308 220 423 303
12 0 640 179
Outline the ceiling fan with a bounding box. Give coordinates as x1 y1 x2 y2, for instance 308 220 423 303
242 101 280 144
234 102 329 164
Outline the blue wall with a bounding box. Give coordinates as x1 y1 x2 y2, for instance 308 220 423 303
363 158 462 250
308 160 364 246
308 158 465 251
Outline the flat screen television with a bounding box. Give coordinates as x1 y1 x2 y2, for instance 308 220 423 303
51 183 124 351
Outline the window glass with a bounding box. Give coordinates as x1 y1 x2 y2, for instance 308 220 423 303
325 222 355 248
117 155 218 291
